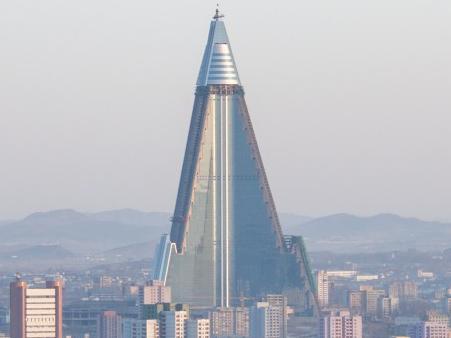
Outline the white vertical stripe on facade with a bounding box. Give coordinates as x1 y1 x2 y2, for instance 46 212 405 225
212 95 217 305
220 94 224 308
225 94 230 308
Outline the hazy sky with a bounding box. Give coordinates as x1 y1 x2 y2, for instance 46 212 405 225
1 0 450 221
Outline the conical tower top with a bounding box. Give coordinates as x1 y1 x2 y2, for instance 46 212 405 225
196 10 240 86
213 5 224 20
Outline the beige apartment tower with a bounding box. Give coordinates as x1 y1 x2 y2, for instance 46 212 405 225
319 310 363 338
10 278 63 338
98 311 122 338
139 280 171 306
316 271 329 308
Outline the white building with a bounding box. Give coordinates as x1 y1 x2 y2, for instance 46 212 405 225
122 319 159 338
159 311 187 338
209 307 249 338
377 297 399 319
360 286 385 317
326 271 358 279
186 319 210 338
356 275 378 282
210 308 234 337
417 270 435 279
25 288 59 338
250 295 287 338
408 321 448 338
138 280 172 319
10 279 63 338
316 271 329 308
139 281 171 306
319 310 363 338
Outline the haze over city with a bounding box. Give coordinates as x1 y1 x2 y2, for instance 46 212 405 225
1 0 450 221
2 2 451 338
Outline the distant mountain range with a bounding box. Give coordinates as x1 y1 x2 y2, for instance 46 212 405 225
1 209 451 264
0 244 74 260
0 209 169 254
288 213 451 252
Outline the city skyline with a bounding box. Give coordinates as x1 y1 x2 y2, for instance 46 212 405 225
1 3 451 338
1 1 450 221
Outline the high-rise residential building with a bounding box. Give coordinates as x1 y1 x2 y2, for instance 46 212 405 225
265 295 287 338
319 310 363 338
408 321 448 338
234 307 250 338
10 278 63 338
186 319 210 338
148 320 160 338
377 297 399 320
360 286 385 317
140 303 189 322
209 307 249 338
403 281 418 298
425 311 449 328
249 303 273 338
122 319 159 338
139 281 171 306
316 271 329 308
249 295 287 338
328 282 348 308
210 308 234 337
98 311 122 338
347 291 363 313
138 282 172 320
152 9 316 312
389 282 401 299
159 311 187 338
390 281 418 299
377 296 391 320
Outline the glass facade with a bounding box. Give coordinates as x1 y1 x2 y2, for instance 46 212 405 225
155 16 317 313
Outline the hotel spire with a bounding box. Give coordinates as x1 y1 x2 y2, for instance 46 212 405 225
196 9 240 86
154 11 317 315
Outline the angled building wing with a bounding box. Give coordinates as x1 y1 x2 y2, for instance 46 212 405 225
154 11 317 313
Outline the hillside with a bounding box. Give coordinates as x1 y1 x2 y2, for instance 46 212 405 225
289 213 451 252
0 209 170 253
1 210 450 261
0 245 74 260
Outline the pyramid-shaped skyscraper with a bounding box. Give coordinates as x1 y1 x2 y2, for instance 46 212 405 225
154 11 317 313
